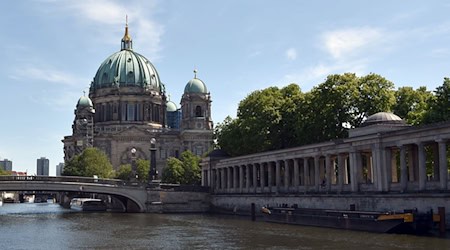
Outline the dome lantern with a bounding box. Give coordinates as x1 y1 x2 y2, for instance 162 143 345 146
121 16 132 51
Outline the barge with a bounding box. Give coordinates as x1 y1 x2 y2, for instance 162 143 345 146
261 206 437 234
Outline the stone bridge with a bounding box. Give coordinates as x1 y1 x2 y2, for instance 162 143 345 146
0 176 210 213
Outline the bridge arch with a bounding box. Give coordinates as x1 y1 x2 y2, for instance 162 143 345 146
0 176 148 212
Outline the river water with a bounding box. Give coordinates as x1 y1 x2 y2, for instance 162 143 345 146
0 202 449 250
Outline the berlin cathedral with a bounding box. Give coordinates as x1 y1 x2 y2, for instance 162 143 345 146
62 23 214 175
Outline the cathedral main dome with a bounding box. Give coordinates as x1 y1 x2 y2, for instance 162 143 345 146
90 24 161 92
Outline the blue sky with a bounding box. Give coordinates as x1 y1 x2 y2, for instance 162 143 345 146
1 0 450 175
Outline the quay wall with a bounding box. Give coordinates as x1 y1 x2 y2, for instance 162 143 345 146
146 191 210 213
211 193 450 227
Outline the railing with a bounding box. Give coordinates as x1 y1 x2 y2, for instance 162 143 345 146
0 176 210 192
0 175 124 186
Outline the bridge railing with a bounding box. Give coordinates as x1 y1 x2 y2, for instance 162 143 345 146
0 175 125 186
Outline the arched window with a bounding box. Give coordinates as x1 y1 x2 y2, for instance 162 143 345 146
195 105 202 117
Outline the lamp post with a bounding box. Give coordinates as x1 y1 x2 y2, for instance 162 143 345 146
131 148 137 181
149 138 156 184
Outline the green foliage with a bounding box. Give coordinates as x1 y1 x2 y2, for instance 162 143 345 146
393 86 432 125
162 157 184 184
161 151 201 185
63 147 114 178
116 164 132 180
0 169 11 175
136 159 149 182
423 78 450 123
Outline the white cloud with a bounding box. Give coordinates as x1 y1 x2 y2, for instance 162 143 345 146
9 66 89 86
48 0 164 59
322 27 383 60
285 48 297 61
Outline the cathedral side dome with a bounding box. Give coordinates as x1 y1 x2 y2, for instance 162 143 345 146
76 95 93 108
184 70 207 94
166 100 178 112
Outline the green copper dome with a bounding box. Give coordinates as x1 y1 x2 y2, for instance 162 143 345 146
77 95 93 108
184 77 207 94
92 50 161 91
91 25 161 92
166 100 178 112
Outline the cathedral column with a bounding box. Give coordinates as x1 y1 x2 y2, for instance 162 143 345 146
438 140 448 190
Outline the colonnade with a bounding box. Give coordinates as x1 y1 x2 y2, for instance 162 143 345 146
202 138 449 194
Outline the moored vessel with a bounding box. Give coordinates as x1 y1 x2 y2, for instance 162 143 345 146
70 198 107 212
261 206 436 234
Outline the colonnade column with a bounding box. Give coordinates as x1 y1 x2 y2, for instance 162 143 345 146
438 140 448 190
293 159 299 192
349 150 358 192
246 164 251 192
221 168 226 191
233 166 238 192
239 165 244 193
275 161 281 192
260 163 266 192
314 156 320 192
417 142 426 191
253 163 258 193
337 154 344 192
284 160 290 191
325 155 331 191
399 145 407 191
304 158 309 188
268 162 273 193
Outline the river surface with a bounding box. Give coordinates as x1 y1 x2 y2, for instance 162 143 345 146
0 202 450 250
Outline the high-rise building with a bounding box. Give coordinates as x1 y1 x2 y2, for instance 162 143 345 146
36 157 49 176
0 159 12 171
56 162 64 176
62 23 213 175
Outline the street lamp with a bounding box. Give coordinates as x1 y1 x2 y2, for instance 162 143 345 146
131 148 137 181
149 138 157 184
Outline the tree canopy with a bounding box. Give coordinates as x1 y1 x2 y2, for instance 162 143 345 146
161 150 201 184
63 147 114 178
216 73 450 157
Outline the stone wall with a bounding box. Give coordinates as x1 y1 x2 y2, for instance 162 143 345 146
211 193 450 228
146 191 210 213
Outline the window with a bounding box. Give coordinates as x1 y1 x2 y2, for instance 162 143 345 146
195 106 202 117
127 103 135 121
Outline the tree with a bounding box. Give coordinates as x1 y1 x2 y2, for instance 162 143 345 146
63 147 114 178
136 159 149 182
423 78 450 123
161 157 184 184
181 151 201 185
393 86 432 125
116 164 132 180
161 151 201 184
